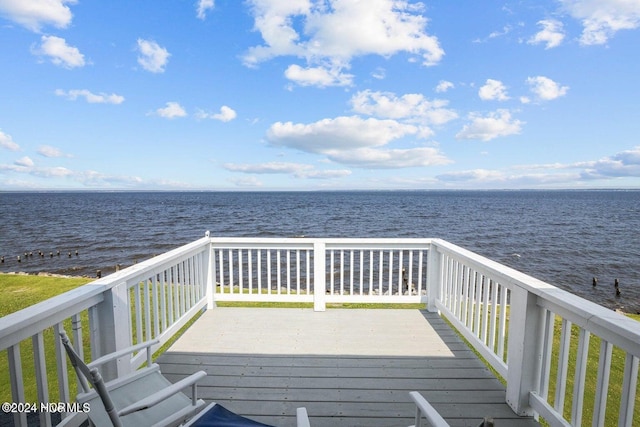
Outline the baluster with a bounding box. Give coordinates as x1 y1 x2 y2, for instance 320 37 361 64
217 249 224 293
350 250 354 295
417 250 423 294
152 275 160 337
161 268 169 331
329 250 335 295
388 250 394 295
467 268 476 331
267 250 272 294
257 250 262 293
227 250 234 295
173 265 181 321
408 250 413 295
489 280 498 352
538 310 554 401
340 250 345 295
453 260 461 318
296 250 301 295
144 278 151 341
134 282 142 344
497 285 507 361
359 250 364 295
398 251 403 294
286 250 291 294
571 328 590 426
8 344 27 427
33 331 51 427
554 319 572 413
618 354 639 427
474 272 482 337
369 250 374 295
248 250 253 294
378 250 383 296
238 250 243 293
306 250 310 295
592 340 613 427
277 250 282 294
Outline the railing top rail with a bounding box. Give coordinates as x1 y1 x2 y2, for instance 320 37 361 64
431 238 640 355
89 235 211 285
0 282 105 350
0 235 211 350
208 237 433 249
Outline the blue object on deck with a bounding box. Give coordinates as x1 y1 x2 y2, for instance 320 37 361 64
190 404 275 427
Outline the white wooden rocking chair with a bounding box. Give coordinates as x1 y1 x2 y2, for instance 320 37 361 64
59 331 311 427
59 331 208 427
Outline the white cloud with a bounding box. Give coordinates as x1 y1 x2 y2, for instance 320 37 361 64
0 0 75 32
579 146 640 178
437 169 506 183
478 79 509 101
228 176 264 187
0 130 20 151
435 80 454 93
267 115 450 169
267 116 419 153
154 102 187 119
197 105 237 122
526 76 569 101
55 89 124 104
14 156 34 167
284 64 353 87
560 0 640 45
223 161 351 179
528 19 565 49
350 90 457 126
371 67 386 80
37 145 71 158
327 147 451 169
456 109 523 141
137 39 170 73
33 35 85 68
243 0 443 87
196 0 214 20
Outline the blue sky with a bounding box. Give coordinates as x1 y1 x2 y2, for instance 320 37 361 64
1 0 640 190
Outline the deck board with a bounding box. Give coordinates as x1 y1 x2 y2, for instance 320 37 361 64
157 308 539 427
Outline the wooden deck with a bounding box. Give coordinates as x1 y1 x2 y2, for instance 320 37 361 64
157 308 540 427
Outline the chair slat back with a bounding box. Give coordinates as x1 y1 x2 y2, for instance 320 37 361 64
59 331 92 393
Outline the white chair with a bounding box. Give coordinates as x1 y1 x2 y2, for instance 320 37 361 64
59 331 311 427
409 391 450 427
59 331 208 427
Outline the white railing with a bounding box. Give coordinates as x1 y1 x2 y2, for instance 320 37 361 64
430 238 640 427
209 238 430 310
1 234 639 427
0 235 210 427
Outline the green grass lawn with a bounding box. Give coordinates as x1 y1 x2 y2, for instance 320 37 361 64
0 274 91 403
443 304 640 426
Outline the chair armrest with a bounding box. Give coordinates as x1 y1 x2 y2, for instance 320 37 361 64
118 370 207 417
296 407 311 427
409 391 450 427
87 339 160 369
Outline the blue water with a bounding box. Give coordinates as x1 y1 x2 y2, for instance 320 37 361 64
1 190 639 313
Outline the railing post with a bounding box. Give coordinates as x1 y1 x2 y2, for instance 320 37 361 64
426 242 441 312
205 233 216 309
92 281 132 381
313 242 326 312
505 286 543 416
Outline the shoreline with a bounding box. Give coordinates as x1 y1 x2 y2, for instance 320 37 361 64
0 271 94 279
2 271 637 317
